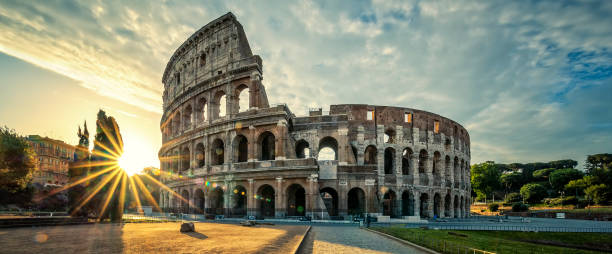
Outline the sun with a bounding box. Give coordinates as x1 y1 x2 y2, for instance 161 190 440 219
117 155 141 176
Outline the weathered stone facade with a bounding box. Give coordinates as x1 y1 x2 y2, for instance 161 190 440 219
158 13 471 220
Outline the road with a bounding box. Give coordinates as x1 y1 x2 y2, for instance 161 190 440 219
298 225 427 254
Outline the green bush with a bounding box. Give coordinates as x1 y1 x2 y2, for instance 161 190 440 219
520 183 547 204
512 202 529 212
488 203 499 212
505 192 521 203
543 198 563 206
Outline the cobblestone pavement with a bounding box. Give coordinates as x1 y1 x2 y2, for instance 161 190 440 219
298 225 426 254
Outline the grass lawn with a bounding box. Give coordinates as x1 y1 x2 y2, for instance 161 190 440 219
372 226 612 254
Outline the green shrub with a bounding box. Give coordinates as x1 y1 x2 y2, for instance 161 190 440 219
520 183 547 204
512 202 529 212
543 198 562 206
488 203 499 212
505 192 521 203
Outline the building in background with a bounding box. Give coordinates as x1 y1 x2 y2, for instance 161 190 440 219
27 135 76 186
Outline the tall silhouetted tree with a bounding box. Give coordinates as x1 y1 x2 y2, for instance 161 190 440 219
0 127 36 206
68 121 91 217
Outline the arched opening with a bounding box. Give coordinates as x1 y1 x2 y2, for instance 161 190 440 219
195 189 205 213
402 191 414 216
384 128 396 144
231 185 247 216
172 150 179 173
287 184 306 216
433 151 441 177
445 156 451 183
209 187 224 215
460 159 465 185
454 157 460 186
320 187 338 217
418 150 428 173
347 188 365 216
460 196 465 218
444 194 451 218
183 105 192 129
181 147 190 173
211 139 224 165
259 131 275 161
198 98 207 123
384 147 395 174
233 135 248 162
196 143 205 168
402 148 412 175
236 84 249 113
213 91 226 119
295 140 310 158
318 137 338 160
420 193 429 218
364 145 377 165
454 195 459 218
383 190 399 218
181 190 189 213
433 193 441 218
258 185 275 217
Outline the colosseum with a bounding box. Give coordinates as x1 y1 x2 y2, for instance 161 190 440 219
158 13 471 221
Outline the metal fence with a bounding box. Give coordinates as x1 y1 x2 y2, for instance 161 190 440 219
402 223 612 233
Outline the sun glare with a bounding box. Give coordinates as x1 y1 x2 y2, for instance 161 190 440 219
118 155 140 176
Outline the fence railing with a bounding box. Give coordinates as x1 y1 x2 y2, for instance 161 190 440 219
372 222 612 233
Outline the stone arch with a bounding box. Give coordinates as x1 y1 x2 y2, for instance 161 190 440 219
364 145 377 165
233 134 248 162
236 84 249 113
318 136 338 160
419 193 429 218
195 189 205 213
183 104 192 129
181 146 190 173
195 143 205 168
211 138 224 165
454 195 459 218
181 189 190 213
384 128 396 144
213 90 226 119
231 185 247 216
433 151 441 178
402 148 412 175
401 190 414 216
320 187 338 216
444 193 451 218
286 184 306 216
384 147 395 174
383 189 399 218
258 131 275 161
347 187 365 216
173 112 181 135
444 155 451 183
418 150 428 173
433 193 442 218
295 139 310 159
454 157 460 185
197 97 207 123
257 184 275 217
209 186 224 215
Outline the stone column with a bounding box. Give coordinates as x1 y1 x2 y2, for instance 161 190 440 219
411 154 419 185
248 126 256 162
276 120 287 160
275 176 284 218
427 192 434 219
414 190 420 218
427 154 434 187
449 196 454 218
247 179 255 217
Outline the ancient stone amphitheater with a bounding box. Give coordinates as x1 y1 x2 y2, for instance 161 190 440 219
159 13 471 221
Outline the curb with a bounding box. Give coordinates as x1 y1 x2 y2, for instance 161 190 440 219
293 225 312 254
363 228 439 254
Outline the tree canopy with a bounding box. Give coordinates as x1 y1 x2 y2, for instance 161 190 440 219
0 127 36 193
470 161 501 200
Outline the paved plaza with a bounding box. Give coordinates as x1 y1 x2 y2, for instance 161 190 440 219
298 225 426 254
0 222 307 253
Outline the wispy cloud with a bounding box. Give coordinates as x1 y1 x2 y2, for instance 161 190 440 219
1 0 611 166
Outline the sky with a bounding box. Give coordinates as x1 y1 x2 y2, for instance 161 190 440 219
0 0 611 170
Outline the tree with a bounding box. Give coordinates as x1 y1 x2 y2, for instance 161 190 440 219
585 154 612 174
0 127 36 194
470 161 501 201
500 172 524 193
549 159 578 169
584 184 609 205
549 168 584 192
68 121 91 217
520 183 547 204
532 168 556 181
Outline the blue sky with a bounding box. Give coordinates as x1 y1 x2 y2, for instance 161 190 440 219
0 0 611 169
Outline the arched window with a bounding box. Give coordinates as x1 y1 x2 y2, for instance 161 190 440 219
364 145 377 165
183 105 192 129
196 143 205 168
173 112 181 135
433 151 441 177
198 98 207 123
236 84 249 113
259 131 275 161
295 140 310 158
384 147 395 174
211 139 224 165
418 150 428 173
384 128 396 144
213 91 226 119
318 137 338 160
233 135 248 162
402 148 412 175
181 147 190 173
